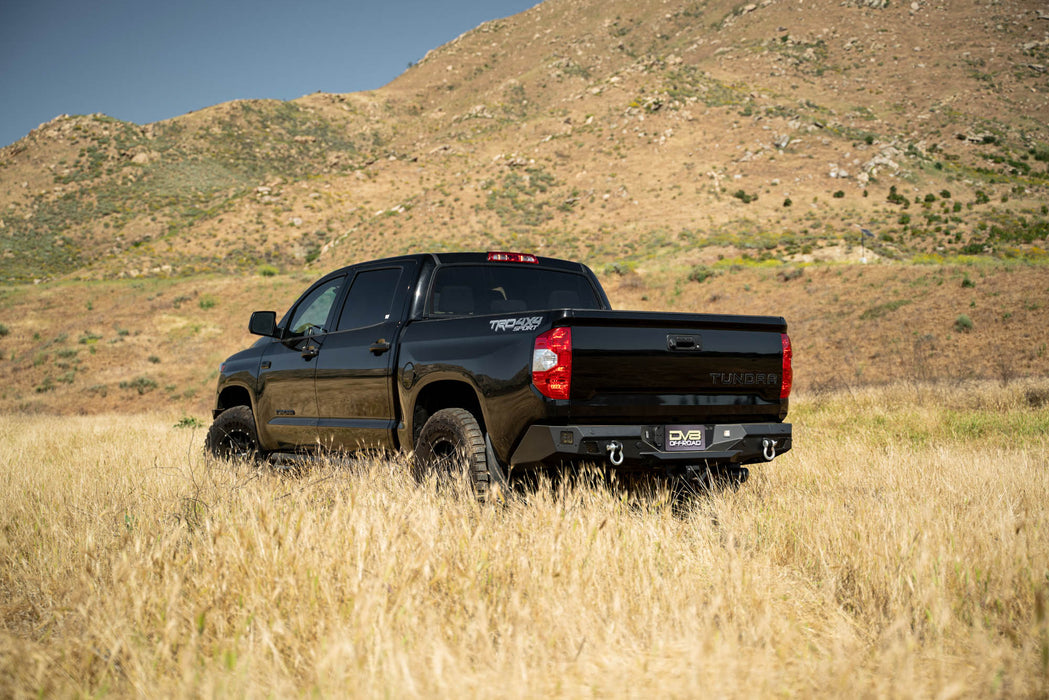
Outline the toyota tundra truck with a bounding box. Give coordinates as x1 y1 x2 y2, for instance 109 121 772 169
206 252 793 497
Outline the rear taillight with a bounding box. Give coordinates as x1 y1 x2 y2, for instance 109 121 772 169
780 333 793 399
487 251 539 263
532 327 572 400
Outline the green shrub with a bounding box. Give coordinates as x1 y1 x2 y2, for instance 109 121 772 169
258 264 279 277
887 186 909 207
119 376 158 395
199 295 217 310
174 416 204 429
961 275 976 289
603 261 636 276
732 190 757 204
687 265 716 283
833 190 845 199
954 314 974 333
0 323 8 337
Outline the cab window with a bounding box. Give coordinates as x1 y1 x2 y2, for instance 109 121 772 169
337 267 405 331
287 276 344 336
430 265 601 316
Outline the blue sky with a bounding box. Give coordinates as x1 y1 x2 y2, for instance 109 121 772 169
0 0 539 148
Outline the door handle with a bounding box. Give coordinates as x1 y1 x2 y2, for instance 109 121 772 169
301 345 320 360
369 339 391 355
667 334 701 351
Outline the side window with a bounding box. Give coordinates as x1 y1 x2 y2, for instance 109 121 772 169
287 277 344 336
337 268 404 331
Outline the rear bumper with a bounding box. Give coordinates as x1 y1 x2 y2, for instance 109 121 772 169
510 422 792 468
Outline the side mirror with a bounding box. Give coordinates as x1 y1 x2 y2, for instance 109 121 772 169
249 311 279 337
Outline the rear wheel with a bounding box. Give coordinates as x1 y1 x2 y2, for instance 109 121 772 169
205 405 260 461
413 408 489 500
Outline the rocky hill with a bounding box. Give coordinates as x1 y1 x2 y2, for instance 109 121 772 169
2 0 1049 415
1 0 1047 283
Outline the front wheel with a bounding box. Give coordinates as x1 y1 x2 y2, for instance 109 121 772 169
413 408 489 500
205 405 261 461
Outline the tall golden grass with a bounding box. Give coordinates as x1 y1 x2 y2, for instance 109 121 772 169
2 381 1048 697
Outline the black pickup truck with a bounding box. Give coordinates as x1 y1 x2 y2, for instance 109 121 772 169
207 252 792 496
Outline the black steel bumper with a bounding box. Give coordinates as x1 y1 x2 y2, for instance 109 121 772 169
510 422 792 468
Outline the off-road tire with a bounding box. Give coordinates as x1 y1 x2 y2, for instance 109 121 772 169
414 408 489 500
205 405 261 461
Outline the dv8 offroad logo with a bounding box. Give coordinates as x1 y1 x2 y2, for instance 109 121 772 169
490 316 543 332
666 426 706 451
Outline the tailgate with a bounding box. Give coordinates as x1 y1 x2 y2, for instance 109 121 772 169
565 310 789 424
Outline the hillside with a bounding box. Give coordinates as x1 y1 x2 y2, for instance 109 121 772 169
0 0 1047 283
1 0 1049 415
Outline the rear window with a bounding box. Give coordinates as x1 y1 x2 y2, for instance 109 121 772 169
430 265 602 317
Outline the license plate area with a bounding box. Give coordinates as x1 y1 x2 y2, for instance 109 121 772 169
665 425 706 451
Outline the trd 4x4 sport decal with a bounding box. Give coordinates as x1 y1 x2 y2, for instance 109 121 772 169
489 316 544 332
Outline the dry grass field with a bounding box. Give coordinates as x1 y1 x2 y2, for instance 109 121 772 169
2 381 1048 697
